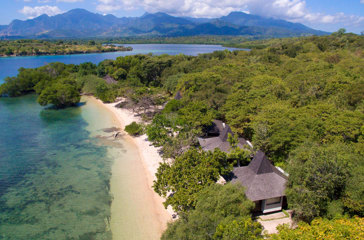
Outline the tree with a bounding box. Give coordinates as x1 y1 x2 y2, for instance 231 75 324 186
285 142 352 222
214 217 262 240
154 148 232 212
88 40 96 46
37 79 81 108
78 62 97 76
270 217 364 240
112 68 127 80
161 183 257 240
95 82 115 103
178 101 215 134
146 114 172 146
336 28 346 36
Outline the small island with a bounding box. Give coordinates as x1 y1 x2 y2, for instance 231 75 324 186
0 39 132 57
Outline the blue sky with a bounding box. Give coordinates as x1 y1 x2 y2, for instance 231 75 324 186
1 0 364 33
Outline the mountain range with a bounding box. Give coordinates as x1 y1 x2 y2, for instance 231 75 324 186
0 9 328 39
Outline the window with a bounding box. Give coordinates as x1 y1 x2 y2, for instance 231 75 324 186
265 197 281 205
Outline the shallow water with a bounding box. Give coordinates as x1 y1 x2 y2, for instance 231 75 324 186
0 95 167 239
0 95 113 239
84 97 169 240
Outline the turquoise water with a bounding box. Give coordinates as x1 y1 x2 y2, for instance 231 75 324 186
0 44 240 84
0 95 113 239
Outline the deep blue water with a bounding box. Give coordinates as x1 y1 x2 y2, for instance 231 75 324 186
0 44 240 84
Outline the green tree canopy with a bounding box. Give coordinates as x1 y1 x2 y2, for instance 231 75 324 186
285 142 356 222
161 183 258 240
37 78 81 108
153 148 232 212
270 217 363 240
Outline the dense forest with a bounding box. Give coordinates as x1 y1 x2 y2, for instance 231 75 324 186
105 36 251 46
0 39 132 57
1 32 363 239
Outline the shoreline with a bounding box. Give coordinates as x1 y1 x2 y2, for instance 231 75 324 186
0 48 132 58
87 96 171 239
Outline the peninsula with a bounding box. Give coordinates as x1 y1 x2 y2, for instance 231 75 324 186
0 39 132 57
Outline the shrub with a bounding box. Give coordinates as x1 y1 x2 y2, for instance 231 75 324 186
125 122 144 136
270 217 364 240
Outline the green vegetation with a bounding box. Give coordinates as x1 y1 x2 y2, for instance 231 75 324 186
0 63 82 108
271 217 363 239
1 33 364 238
106 36 251 46
161 183 260 240
38 78 81 108
124 122 144 136
154 148 232 211
285 142 363 222
0 39 132 57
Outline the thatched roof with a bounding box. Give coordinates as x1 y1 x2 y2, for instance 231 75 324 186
103 75 117 84
229 151 288 201
198 120 248 153
174 91 182 100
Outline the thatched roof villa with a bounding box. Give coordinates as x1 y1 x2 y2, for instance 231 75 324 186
230 150 288 213
198 120 252 153
174 91 183 100
197 120 288 213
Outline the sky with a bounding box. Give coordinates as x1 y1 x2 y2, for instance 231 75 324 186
1 0 364 33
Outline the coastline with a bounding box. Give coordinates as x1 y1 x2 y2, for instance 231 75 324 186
0 48 132 58
87 96 171 239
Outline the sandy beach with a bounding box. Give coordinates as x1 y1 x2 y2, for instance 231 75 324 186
88 97 171 239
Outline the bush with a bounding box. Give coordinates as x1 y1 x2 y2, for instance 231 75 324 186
270 217 364 240
163 99 182 113
124 122 144 136
154 148 232 212
95 82 116 103
37 80 81 108
214 217 262 240
77 75 105 94
161 183 257 240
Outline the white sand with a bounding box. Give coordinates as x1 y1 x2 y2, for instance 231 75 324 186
89 97 172 239
102 101 163 183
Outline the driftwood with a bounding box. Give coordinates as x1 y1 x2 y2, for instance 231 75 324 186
114 132 122 139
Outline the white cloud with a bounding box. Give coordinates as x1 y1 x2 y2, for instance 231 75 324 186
57 0 84 2
19 5 63 18
95 0 364 31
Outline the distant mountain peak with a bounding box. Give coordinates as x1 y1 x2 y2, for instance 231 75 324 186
227 11 250 16
34 14 50 20
66 8 92 14
0 8 328 38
